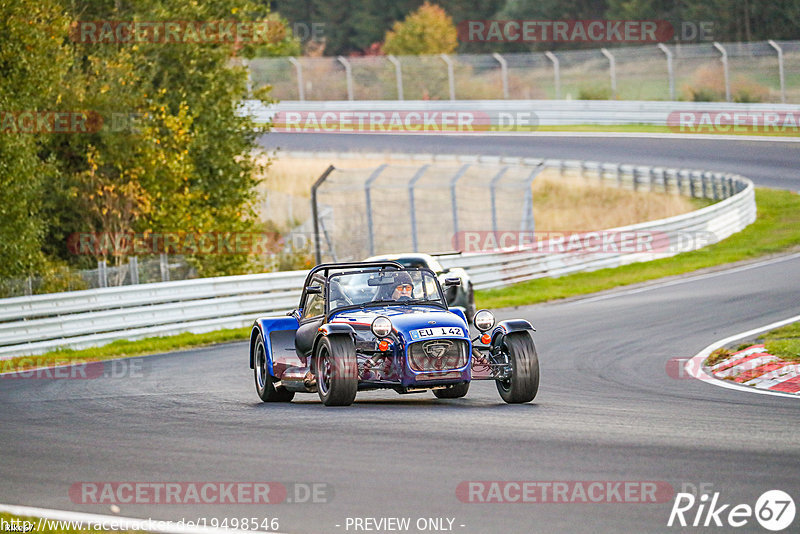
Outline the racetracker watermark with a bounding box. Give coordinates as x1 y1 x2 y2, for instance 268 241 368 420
458 20 713 43
1 358 147 380
67 232 293 256
458 20 673 43
69 482 332 504
452 230 716 255
668 111 800 134
0 111 102 134
457 481 673 503
271 110 539 133
1 111 148 134
667 354 800 381
70 20 295 44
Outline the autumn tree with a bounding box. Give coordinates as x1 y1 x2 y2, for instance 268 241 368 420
383 2 458 55
42 0 293 276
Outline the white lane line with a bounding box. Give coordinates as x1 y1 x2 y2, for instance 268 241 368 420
573 252 800 305
684 314 800 399
0 503 283 534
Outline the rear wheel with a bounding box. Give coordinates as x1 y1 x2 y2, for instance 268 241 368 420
496 332 539 404
315 336 358 406
254 333 295 403
433 382 470 399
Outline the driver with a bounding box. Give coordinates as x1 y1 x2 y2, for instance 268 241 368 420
390 271 414 300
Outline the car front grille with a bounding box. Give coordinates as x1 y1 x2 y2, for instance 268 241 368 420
407 339 468 372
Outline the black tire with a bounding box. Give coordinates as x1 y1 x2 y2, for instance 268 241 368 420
254 333 295 403
315 336 358 406
496 332 539 404
433 382 470 399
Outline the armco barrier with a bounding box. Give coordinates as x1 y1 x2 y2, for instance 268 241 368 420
243 99 800 127
0 155 754 358
0 271 306 358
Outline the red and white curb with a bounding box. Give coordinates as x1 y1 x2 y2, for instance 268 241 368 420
708 344 800 393
685 314 800 399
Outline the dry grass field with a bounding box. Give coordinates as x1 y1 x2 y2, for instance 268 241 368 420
256 153 701 233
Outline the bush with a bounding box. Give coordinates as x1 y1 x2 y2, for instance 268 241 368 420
383 2 458 56
732 78 769 103
682 65 725 102
686 86 720 102
578 86 611 100
683 65 770 103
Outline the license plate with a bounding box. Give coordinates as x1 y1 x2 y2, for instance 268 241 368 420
410 327 465 340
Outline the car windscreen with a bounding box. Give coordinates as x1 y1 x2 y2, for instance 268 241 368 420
328 268 445 312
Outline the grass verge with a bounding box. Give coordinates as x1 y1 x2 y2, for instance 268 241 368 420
1 328 250 374
475 188 800 309
763 322 800 363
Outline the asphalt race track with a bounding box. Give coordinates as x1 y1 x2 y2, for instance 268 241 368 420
2 134 800 533
260 133 800 191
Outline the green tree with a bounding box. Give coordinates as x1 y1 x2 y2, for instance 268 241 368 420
0 0 71 279
43 0 292 276
493 0 610 51
274 0 505 55
383 1 459 55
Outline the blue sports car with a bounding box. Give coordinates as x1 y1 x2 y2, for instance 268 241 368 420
249 261 539 406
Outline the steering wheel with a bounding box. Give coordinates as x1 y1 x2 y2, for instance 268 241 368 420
330 281 354 306
396 295 412 302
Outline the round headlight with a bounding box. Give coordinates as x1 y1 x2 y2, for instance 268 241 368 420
473 309 495 332
371 316 392 338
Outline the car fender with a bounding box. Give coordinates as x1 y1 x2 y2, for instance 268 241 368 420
448 307 468 324
490 319 536 346
250 316 300 371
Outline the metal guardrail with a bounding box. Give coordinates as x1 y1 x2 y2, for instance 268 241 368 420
440 164 755 289
244 99 800 127
0 154 754 358
0 271 306 358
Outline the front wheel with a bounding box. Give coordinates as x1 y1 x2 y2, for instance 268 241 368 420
433 382 470 399
254 333 295 403
315 336 358 406
496 332 539 404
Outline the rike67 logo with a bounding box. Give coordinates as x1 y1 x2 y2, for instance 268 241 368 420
668 489 795 531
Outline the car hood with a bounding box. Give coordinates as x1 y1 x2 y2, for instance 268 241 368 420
330 305 468 336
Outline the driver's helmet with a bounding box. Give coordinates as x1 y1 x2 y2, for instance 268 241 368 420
391 271 414 299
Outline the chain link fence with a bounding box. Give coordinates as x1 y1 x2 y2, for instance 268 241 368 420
251 40 800 103
311 162 542 262
0 256 195 298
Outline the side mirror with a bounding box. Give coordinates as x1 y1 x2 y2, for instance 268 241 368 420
305 286 322 295
444 277 461 287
